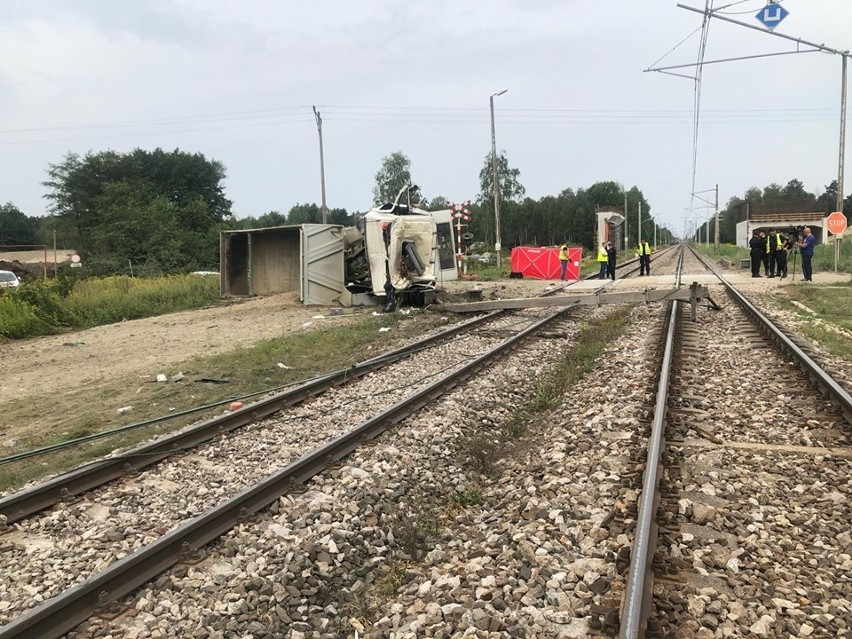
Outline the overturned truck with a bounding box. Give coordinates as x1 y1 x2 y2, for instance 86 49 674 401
220 187 448 308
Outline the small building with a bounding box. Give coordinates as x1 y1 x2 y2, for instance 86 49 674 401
736 212 826 247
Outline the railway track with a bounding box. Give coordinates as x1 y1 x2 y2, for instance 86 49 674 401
3 244 846 638
0 291 604 637
618 246 852 638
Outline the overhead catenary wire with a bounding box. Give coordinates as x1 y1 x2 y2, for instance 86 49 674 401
688 0 714 236
714 0 786 15
3 104 847 135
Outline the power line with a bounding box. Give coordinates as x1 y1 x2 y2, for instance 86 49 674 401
2 98 847 146
689 0 714 225
0 106 310 135
0 117 314 146
2 104 846 137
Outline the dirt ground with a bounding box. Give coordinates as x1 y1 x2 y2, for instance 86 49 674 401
0 280 549 405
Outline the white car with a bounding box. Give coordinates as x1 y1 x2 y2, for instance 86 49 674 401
0 270 21 288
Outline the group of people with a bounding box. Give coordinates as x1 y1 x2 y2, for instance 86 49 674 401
748 227 815 281
591 240 652 280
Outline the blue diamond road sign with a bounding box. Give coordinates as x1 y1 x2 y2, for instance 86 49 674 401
755 3 789 31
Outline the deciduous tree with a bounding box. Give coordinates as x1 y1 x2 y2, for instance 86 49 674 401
42 148 233 271
477 151 525 205
372 152 424 206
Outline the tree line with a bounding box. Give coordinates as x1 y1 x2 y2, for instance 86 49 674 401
6 145 844 276
699 178 851 244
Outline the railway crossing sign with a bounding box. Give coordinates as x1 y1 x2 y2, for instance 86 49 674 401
827 211 847 236
755 3 789 31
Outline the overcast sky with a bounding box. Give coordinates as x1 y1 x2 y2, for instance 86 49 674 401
1 0 850 236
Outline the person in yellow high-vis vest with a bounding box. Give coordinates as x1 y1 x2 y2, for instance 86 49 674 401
558 244 570 281
596 242 609 279
766 230 784 277
637 241 652 276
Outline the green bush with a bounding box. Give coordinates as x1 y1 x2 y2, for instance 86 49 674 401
11 281 77 328
812 239 852 273
1 274 221 339
65 275 220 326
0 295 54 339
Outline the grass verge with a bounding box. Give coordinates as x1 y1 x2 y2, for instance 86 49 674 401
773 280 852 361
0 275 222 339
463 306 633 477
0 310 449 493
529 306 633 412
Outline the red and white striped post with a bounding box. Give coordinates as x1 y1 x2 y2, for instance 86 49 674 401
448 199 473 276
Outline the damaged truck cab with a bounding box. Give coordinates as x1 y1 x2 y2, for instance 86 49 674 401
345 200 438 309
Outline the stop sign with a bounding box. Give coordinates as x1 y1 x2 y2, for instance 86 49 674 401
827 211 847 236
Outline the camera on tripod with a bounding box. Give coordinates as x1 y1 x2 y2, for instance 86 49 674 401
785 226 804 252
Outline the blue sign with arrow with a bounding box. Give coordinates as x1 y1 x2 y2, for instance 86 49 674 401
755 3 789 31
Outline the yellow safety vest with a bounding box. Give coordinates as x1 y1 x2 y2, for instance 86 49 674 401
559 245 569 261
766 235 782 252
597 246 608 262
637 242 651 256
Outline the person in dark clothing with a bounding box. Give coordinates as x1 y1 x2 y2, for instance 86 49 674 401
749 230 764 278
759 231 770 276
605 241 617 280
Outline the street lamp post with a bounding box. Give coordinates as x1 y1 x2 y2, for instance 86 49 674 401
490 88 508 273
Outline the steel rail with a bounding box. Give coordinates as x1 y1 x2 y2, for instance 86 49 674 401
619 242 684 636
621 245 852 636
689 246 852 421
619 277 681 638
1 270 587 524
0 310 501 523
583 244 678 282
0 304 576 639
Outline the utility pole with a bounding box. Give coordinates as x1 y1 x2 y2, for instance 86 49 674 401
714 183 720 250
638 201 642 248
490 89 507 272
312 106 328 224
837 54 848 273
624 191 629 251
839 54 848 214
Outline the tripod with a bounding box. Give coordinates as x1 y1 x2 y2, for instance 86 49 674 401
790 247 798 282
